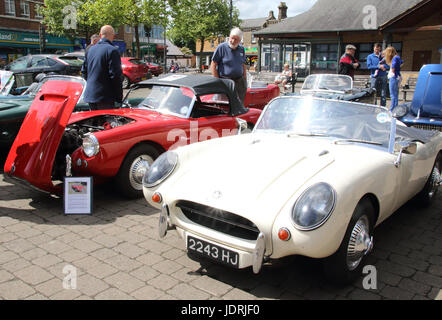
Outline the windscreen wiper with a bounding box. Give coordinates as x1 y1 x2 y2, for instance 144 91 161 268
334 139 382 146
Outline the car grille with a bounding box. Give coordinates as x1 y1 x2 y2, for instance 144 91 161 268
411 124 442 132
176 200 260 240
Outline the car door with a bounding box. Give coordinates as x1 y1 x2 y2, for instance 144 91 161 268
390 145 433 211
190 93 238 142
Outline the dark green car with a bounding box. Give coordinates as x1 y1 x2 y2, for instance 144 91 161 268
0 74 88 148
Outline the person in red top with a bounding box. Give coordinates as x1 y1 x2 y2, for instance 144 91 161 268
338 44 360 79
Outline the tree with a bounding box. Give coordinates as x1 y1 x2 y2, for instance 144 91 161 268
168 0 240 72
40 0 168 55
39 0 106 44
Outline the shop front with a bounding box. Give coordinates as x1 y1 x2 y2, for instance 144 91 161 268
258 40 311 77
0 30 80 66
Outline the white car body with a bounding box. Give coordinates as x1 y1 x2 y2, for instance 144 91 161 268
143 96 442 280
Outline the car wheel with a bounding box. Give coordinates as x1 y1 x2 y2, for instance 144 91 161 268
122 76 130 89
116 144 160 199
415 152 441 206
323 199 375 285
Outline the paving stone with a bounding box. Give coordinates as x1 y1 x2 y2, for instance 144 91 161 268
35 278 64 297
114 243 145 259
0 270 14 283
380 285 415 300
347 288 382 300
2 258 32 273
77 274 109 296
222 288 256 300
130 266 160 282
190 276 233 297
14 265 55 285
32 254 63 268
0 280 36 299
95 288 134 300
70 238 103 253
398 278 431 296
148 274 180 291
152 259 183 275
131 286 164 300
86 262 118 279
89 248 118 261
50 289 82 300
104 254 142 272
91 234 123 248
412 271 442 289
38 240 72 255
136 252 164 266
3 238 35 253
167 283 211 300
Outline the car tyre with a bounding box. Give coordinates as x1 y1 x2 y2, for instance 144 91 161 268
323 199 375 285
415 152 441 206
122 75 130 89
116 144 160 199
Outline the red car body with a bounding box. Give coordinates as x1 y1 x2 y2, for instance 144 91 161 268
145 62 163 76
121 57 151 88
4 75 262 198
245 83 280 110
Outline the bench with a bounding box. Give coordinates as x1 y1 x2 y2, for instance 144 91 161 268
401 77 417 101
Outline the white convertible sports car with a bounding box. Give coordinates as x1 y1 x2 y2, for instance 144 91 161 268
142 96 442 284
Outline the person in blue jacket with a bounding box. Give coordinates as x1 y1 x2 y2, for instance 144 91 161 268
81 25 123 110
367 43 389 107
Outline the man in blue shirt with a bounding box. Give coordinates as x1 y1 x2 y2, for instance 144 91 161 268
81 25 123 110
366 43 389 107
210 28 247 104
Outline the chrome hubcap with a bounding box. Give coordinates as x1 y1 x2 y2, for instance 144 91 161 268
129 155 153 190
428 166 441 199
346 215 373 271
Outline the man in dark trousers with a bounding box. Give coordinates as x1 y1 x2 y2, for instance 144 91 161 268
210 27 247 104
338 44 360 79
81 25 122 110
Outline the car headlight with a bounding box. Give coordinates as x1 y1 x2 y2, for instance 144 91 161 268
82 133 99 157
291 183 336 231
143 151 178 188
391 104 408 118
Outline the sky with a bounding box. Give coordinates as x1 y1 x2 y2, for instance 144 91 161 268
235 0 318 20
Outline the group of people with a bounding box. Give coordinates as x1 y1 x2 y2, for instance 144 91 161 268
81 25 404 112
339 43 403 110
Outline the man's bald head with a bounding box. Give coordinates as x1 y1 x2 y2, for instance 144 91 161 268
100 25 115 41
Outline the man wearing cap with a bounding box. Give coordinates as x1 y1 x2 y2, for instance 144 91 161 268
210 27 247 104
338 44 360 79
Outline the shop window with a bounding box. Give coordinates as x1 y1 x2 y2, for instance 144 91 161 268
357 43 372 69
312 44 338 71
20 0 30 17
5 0 16 16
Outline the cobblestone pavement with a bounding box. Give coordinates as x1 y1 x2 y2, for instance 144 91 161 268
0 150 441 300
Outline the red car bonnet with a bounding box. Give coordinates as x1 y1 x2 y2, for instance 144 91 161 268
4 80 84 192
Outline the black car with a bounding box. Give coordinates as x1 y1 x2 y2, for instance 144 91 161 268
3 54 83 86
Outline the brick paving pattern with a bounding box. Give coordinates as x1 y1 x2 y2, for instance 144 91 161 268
0 151 441 300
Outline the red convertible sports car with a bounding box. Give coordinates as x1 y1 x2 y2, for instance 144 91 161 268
4 75 262 198
245 80 280 110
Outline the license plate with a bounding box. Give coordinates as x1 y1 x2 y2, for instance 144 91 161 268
142 77 147 80
187 236 239 268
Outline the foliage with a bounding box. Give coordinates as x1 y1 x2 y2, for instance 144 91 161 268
168 0 240 71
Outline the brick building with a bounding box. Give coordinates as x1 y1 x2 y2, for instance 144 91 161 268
0 0 81 65
254 0 441 76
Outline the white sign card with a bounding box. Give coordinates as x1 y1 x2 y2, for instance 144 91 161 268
64 177 93 215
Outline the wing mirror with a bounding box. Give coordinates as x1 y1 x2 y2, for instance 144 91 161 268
394 141 417 167
236 118 248 135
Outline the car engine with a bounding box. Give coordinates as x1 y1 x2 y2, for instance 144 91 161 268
52 115 134 180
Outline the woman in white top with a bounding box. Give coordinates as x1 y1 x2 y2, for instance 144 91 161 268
274 63 292 90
